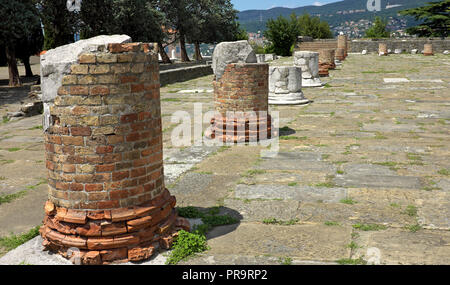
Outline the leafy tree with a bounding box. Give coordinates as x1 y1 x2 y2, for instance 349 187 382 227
399 0 450 38
365 16 390 38
16 22 44 77
185 0 240 61
79 0 115 39
233 22 249 41
158 0 195 62
0 0 41 86
39 0 78 50
264 15 298 56
296 14 333 39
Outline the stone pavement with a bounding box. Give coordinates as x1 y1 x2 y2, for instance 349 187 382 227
0 53 449 264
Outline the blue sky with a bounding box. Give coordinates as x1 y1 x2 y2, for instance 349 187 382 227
231 0 340 11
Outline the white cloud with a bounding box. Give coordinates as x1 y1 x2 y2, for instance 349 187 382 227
313 1 324 6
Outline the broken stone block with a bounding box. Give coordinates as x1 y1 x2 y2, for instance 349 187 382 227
424 44 434 56
293 51 323 87
411 49 418 55
212 40 257 80
256 54 266 63
379 43 388 56
362 50 368 55
269 66 309 105
394 49 402 54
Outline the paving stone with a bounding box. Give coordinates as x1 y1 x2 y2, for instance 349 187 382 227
342 164 397 176
223 198 300 222
169 173 214 195
183 254 336 265
235 185 347 203
334 174 423 189
417 192 450 230
204 223 352 261
354 228 450 265
363 123 422 133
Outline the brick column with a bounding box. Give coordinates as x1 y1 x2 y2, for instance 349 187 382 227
40 42 189 265
424 44 434 56
337 35 347 60
379 43 388 56
318 49 336 77
207 63 273 143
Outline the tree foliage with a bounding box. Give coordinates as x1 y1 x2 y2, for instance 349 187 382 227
0 0 42 85
264 13 333 56
39 0 78 50
365 16 390 38
400 0 450 38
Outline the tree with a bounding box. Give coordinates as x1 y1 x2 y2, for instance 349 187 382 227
296 14 333 39
399 0 450 38
16 21 44 77
185 0 240 61
365 16 390 38
0 0 41 86
79 0 115 39
264 15 298 56
158 0 196 62
39 0 78 50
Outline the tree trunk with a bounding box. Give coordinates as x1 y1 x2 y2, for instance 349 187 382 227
179 33 190 62
194 42 203 61
158 42 172 64
5 46 21 87
22 56 34 77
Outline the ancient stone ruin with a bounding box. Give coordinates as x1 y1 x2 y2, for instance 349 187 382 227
337 35 348 59
268 66 309 105
379 43 388 56
39 36 189 265
293 51 323 87
207 41 273 143
318 49 336 77
424 44 434 56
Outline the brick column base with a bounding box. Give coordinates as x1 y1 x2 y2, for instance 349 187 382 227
206 114 272 143
40 189 190 265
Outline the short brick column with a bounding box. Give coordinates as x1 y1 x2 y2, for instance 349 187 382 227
40 42 189 265
424 44 434 56
207 63 273 143
318 49 336 77
335 48 345 61
379 43 388 56
337 35 347 59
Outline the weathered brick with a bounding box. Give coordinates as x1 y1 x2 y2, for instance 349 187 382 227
71 64 89 74
79 53 97 64
90 85 110 96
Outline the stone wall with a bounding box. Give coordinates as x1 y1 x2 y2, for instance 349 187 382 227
160 64 212 86
349 38 450 53
296 38 450 53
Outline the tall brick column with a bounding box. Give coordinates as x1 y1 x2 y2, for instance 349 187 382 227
379 43 388 56
40 42 189 265
318 49 336 77
207 63 273 143
424 44 434 56
337 35 347 60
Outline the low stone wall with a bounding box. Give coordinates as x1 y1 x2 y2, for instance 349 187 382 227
350 38 450 53
160 65 213 86
295 38 450 54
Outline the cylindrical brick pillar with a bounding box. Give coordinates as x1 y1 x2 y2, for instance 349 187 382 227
424 44 434 56
207 63 272 143
318 49 336 77
337 35 347 59
379 43 388 56
335 48 345 61
40 42 189 265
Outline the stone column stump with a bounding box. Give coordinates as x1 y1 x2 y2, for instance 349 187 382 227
424 44 434 56
39 36 189 265
269 66 309 105
318 49 336 77
293 51 323 87
335 48 345 61
379 43 388 56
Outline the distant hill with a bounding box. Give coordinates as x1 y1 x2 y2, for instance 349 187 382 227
237 0 433 35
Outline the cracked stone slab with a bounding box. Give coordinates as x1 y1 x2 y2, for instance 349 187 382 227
363 123 423 133
334 175 422 189
169 173 214 195
383 78 410 83
417 192 450 230
165 146 219 165
342 164 397 176
223 198 300 222
164 163 195 185
235 185 347 203
353 228 450 265
203 223 352 261
183 254 337 265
